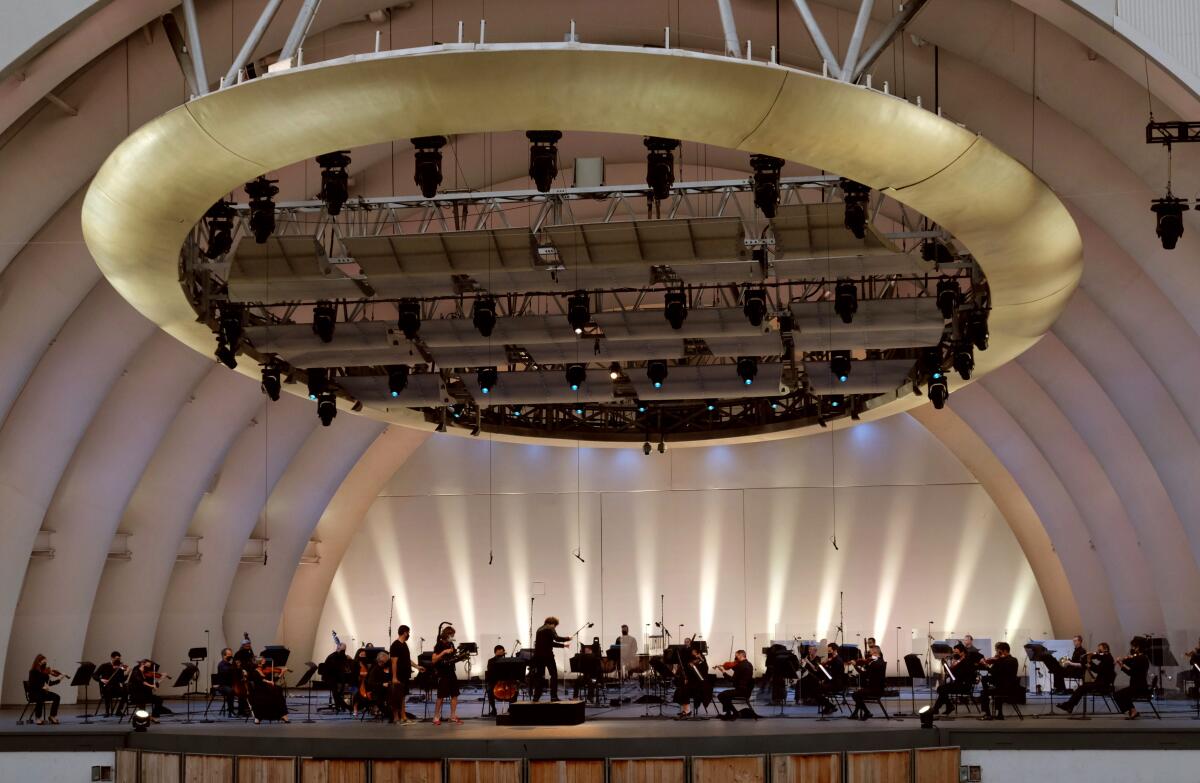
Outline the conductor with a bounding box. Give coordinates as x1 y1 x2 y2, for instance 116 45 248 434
532 616 572 702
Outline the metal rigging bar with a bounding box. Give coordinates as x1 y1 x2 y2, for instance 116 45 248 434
791 0 842 78
851 0 932 84
224 0 285 86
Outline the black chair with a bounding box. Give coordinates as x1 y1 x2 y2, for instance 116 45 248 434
856 688 900 720
16 682 35 725
1131 676 1162 719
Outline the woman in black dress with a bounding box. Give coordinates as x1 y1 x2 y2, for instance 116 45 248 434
28 655 61 725
431 625 462 725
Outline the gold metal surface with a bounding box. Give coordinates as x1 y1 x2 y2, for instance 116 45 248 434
81 43 1082 445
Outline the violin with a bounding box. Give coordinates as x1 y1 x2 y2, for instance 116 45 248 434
721 661 738 670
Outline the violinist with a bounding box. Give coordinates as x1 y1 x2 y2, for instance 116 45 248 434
1114 636 1151 719
931 642 977 714
485 644 508 716
28 655 62 725
816 643 845 716
673 646 705 720
128 659 166 719
1056 642 1115 714
93 650 128 718
246 656 290 724
389 625 417 724
795 644 823 705
717 650 754 718
351 647 371 717
850 646 887 720
976 642 1021 720
431 625 462 725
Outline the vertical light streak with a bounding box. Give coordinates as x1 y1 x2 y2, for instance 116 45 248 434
441 498 477 640
942 509 990 632
872 504 914 638
698 496 720 640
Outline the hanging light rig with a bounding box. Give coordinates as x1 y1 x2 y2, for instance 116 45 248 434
1145 119 1198 250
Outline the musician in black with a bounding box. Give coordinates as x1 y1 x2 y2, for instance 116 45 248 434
673 646 705 720
1056 642 1116 714
233 636 256 670
366 651 391 717
322 640 351 712
795 644 823 705
1053 635 1087 693
215 647 240 716
763 644 798 705
486 644 507 716
389 625 416 724
961 635 985 666
977 642 1022 720
532 616 572 702
850 645 887 720
93 650 127 717
931 642 977 714
129 659 165 718
28 655 61 725
572 644 600 701
431 625 462 724
1114 636 1151 719
717 649 754 718
816 643 846 715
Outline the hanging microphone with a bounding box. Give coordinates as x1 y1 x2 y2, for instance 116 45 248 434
489 551 494 565
830 535 839 551
573 550 585 563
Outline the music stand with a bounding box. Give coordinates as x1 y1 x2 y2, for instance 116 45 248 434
569 654 603 706
294 662 318 724
187 647 207 698
485 658 528 717
903 654 925 716
1192 663 1200 720
1147 637 1176 698
1022 643 1055 716
172 664 199 724
70 662 96 724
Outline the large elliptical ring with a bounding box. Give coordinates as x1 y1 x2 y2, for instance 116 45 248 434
82 43 1082 446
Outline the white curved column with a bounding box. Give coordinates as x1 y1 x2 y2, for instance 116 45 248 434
223 415 385 649
0 282 155 701
946 384 1123 642
6 331 209 701
153 393 316 664
86 364 263 663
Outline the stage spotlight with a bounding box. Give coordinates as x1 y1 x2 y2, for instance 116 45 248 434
526 131 562 193
315 151 351 216
736 356 758 385
478 367 498 395
644 137 679 201
260 364 281 401
202 200 236 259
833 280 858 324
706 401 716 412
742 288 768 327
839 178 872 239
664 291 688 330
828 395 844 410
412 136 448 199
921 239 954 265
928 374 949 410
1151 194 1189 250
566 363 587 390
215 341 237 369
574 407 584 415
643 441 652 455
609 363 621 381
935 277 960 320
306 368 327 400
918 705 935 729
215 305 242 368
131 708 152 732
750 154 785 218
830 351 851 383
567 291 590 335
966 308 990 351
397 299 421 340
451 404 464 419
512 405 522 417
387 365 409 397
244 176 279 244
636 402 647 414
646 360 668 389
316 391 337 426
953 344 974 381
472 296 498 337
312 301 336 343
657 437 666 454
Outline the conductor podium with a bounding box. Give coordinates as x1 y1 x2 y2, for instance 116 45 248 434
499 700 586 726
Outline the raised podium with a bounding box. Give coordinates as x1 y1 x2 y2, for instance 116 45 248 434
499 699 586 726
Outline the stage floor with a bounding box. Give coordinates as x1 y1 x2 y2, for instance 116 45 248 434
3 692 1200 758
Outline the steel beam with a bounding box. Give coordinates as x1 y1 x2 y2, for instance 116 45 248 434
279 0 323 64
716 0 741 58
160 13 201 98
841 0 875 82
180 0 209 95
224 0 285 86
851 0 932 83
791 0 841 79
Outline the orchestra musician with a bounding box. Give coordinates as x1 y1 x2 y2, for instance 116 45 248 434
795 644 823 705
616 625 638 675
245 656 290 723
215 647 241 717
976 642 1022 720
961 635 985 667
485 644 508 716
351 647 371 717
717 649 754 719
366 651 391 717
233 635 256 670
322 640 351 712
93 650 127 718
1053 635 1088 693
931 642 977 715
28 655 62 725
389 625 418 724
1113 636 1151 719
572 644 600 701
128 659 166 719
849 645 887 721
673 646 706 720
1056 642 1116 714
816 643 846 716
431 624 462 725
532 616 572 702
763 644 799 705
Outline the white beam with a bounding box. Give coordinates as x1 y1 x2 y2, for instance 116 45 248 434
790 0 841 79
841 0 875 82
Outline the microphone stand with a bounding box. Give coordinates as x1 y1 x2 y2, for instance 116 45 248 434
387 595 395 641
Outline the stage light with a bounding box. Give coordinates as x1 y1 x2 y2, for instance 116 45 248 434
736 356 758 385
609 363 621 381
397 299 421 339
928 374 949 410
574 407 584 415
478 367 498 395
839 178 871 239
825 395 844 411
935 277 960 320
644 137 680 201
387 365 409 397
451 403 464 419
131 708 151 732
565 364 587 390
743 288 768 327
657 436 666 454
636 402 647 414
834 280 857 324
412 136 447 199
646 360 668 389
316 150 351 216
202 200 235 259
1151 195 1189 250
953 344 974 381
921 239 954 265
966 308 989 351
830 351 851 383
472 296 497 337
750 154 785 218
215 342 237 369
664 291 688 330
244 176 278 244
312 301 336 343
567 291 590 334
512 405 522 417
706 401 716 412
526 130 562 193
260 364 281 401
215 304 242 368
643 441 652 455
316 391 337 426
307 368 327 400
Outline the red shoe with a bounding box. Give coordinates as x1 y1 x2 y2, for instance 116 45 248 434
432 718 441 726
450 717 463 725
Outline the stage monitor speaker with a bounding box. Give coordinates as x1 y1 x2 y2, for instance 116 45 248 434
501 699 585 726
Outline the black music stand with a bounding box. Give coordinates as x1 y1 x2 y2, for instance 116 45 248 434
903 654 925 716
294 662 318 723
1146 637 1176 699
186 647 207 698
1022 643 1056 716
70 662 96 724
569 654 603 706
1192 663 1200 720
484 658 527 718
172 664 199 724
